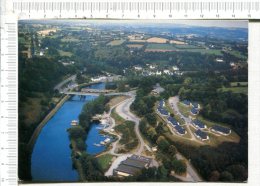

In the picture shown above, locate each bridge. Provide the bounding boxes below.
[63,91,132,97]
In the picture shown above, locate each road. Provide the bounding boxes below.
[54,74,76,92]
[115,95,148,155]
[175,153,202,182]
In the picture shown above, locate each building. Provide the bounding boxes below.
[191,102,200,109]
[157,107,169,116]
[167,116,179,126]
[211,125,231,135]
[174,125,186,135]
[182,100,191,106]
[114,155,152,177]
[152,84,165,95]
[190,107,199,115]
[192,119,207,129]
[194,129,209,141]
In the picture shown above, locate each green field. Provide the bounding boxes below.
[174,44,203,49]
[146,43,178,51]
[226,50,247,60]
[58,50,73,57]
[145,43,222,55]
[107,39,125,46]
[220,87,248,94]
[230,82,248,87]
[96,154,115,172]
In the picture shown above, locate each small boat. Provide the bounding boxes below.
[94,143,101,147]
[100,141,105,145]
[71,120,78,126]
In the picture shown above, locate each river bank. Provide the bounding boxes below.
[27,94,71,152]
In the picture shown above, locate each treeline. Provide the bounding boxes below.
[67,95,110,180]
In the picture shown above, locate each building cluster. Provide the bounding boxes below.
[182,100,200,115]
[113,155,152,177]
[157,100,187,136]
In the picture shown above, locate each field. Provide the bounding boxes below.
[145,43,178,52]
[95,154,115,172]
[145,43,222,55]
[146,37,168,43]
[126,44,144,49]
[58,50,73,57]
[170,40,187,45]
[220,87,248,94]
[225,50,247,60]
[230,82,248,87]
[107,39,125,46]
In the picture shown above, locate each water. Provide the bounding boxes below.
[31,83,108,181]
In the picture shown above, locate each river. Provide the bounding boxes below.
[31,82,108,181]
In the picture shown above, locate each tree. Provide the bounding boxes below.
[68,126,86,139]
[171,159,187,175]
[147,127,157,142]
[156,136,170,151]
[219,171,234,181]
[168,145,177,156]
[208,170,220,181]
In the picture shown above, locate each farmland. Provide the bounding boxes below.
[107,39,125,46]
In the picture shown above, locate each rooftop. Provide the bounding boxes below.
[212,125,231,134]
[182,100,191,105]
[174,125,186,135]
[195,129,208,140]
[167,116,179,126]
[114,164,141,175]
[158,106,169,116]
[193,119,206,129]
[191,107,199,115]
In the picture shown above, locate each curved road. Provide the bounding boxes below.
[115,95,148,155]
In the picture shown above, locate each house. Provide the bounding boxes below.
[194,129,209,141]
[190,107,199,115]
[152,84,165,95]
[167,116,179,126]
[157,107,169,116]
[114,155,152,177]
[156,71,162,75]
[159,100,165,107]
[172,66,179,71]
[134,66,143,71]
[191,102,200,109]
[192,119,206,129]
[211,125,231,135]
[174,125,186,135]
[182,100,191,106]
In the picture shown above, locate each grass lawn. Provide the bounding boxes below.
[58,50,73,57]
[174,44,203,49]
[107,39,125,46]
[177,102,191,118]
[111,108,125,125]
[219,87,248,94]
[226,50,247,60]
[96,154,115,172]
[146,43,178,51]
[230,82,248,87]
[107,96,129,108]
